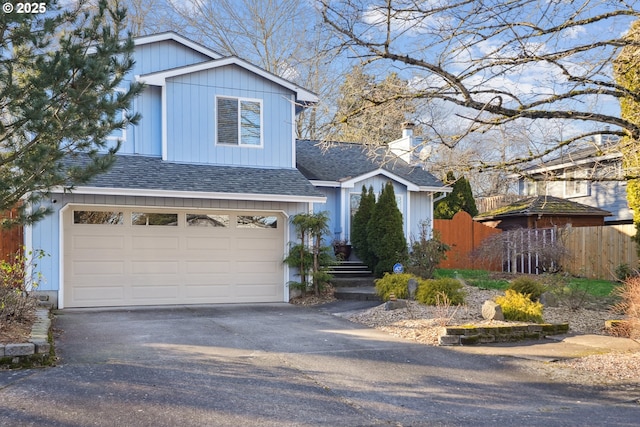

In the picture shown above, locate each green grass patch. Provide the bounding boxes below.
[565,277,617,298]
[434,269,508,290]
[435,268,617,298]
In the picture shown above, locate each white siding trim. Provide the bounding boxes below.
[58,204,70,309]
[60,186,326,204]
[161,85,168,161]
[134,33,221,60]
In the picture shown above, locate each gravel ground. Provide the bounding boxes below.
[346,284,640,387]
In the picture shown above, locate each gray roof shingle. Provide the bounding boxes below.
[65,154,325,199]
[296,140,445,188]
[475,195,612,219]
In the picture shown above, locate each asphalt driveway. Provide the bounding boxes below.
[0,303,637,426]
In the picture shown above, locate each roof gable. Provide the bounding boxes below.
[137,56,318,104]
[296,140,447,191]
[133,32,222,60]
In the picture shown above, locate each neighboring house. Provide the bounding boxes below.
[26,33,447,309]
[475,195,612,230]
[296,125,449,247]
[516,135,632,224]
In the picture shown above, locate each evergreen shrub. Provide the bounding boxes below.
[374,273,415,301]
[415,278,466,305]
[495,290,544,323]
[508,277,546,301]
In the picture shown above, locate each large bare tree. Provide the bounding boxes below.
[320,0,640,171]
[168,0,344,139]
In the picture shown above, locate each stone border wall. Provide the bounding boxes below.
[438,323,569,346]
[0,307,53,367]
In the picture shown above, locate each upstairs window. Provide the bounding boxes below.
[564,169,590,198]
[216,96,262,147]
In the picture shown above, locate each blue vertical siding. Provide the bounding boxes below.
[164,65,295,168]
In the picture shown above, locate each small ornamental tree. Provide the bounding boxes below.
[367,181,408,277]
[351,185,376,269]
[284,212,332,296]
[434,172,478,219]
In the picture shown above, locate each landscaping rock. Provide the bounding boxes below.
[482,300,504,321]
[408,278,418,300]
[385,299,408,311]
[540,291,558,307]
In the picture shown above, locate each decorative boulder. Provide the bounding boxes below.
[539,291,558,307]
[385,299,408,311]
[482,300,504,321]
[408,278,418,300]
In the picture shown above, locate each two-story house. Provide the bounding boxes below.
[516,134,633,225]
[27,33,447,308]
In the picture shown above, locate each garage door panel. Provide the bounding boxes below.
[186,261,229,274]
[73,235,125,250]
[185,284,232,298]
[186,237,231,250]
[72,261,125,275]
[236,236,280,251]
[236,260,279,274]
[132,236,180,250]
[65,207,285,308]
[72,285,125,302]
[131,261,179,275]
[131,285,179,300]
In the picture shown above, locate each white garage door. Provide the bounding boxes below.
[63,206,285,308]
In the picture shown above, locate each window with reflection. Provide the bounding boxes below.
[236,215,277,229]
[74,211,124,225]
[186,214,229,227]
[132,213,178,226]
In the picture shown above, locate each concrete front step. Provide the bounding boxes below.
[330,276,375,288]
[333,287,381,302]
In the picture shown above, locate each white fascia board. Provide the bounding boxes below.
[340,169,420,191]
[134,32,222,59]
[419,186,452,193]
[309,180,341,188]
[136,57,318,103]
[518,152,622,176]
[63,186,326,204]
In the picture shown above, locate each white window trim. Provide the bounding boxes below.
[215,95,264,148]
[106,88,128,143]
[564,170,590,198]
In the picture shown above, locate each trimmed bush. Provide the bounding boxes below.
[495,290,544,323]
[367,182,408,277]
[415,278,466,306]
[508,276,546,301]
[374,273,415,301]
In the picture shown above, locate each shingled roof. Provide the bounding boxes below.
[63,154,325,200]
[475,195,612,220]
[296,139,445,189]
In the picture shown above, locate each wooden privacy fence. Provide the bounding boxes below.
[434,211,639,280]
[562,224,638,280]
[0,208,23,260]
[433,211,501,270]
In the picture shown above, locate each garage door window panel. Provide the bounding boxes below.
[237,215,278,229]
[73,210,124,225]
[187,214,229,227]
[132,213,178,226]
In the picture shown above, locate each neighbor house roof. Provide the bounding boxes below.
[521,141,621,175]
[475,195,612,220]
[296,140,447,191]
[61,154,325,203]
